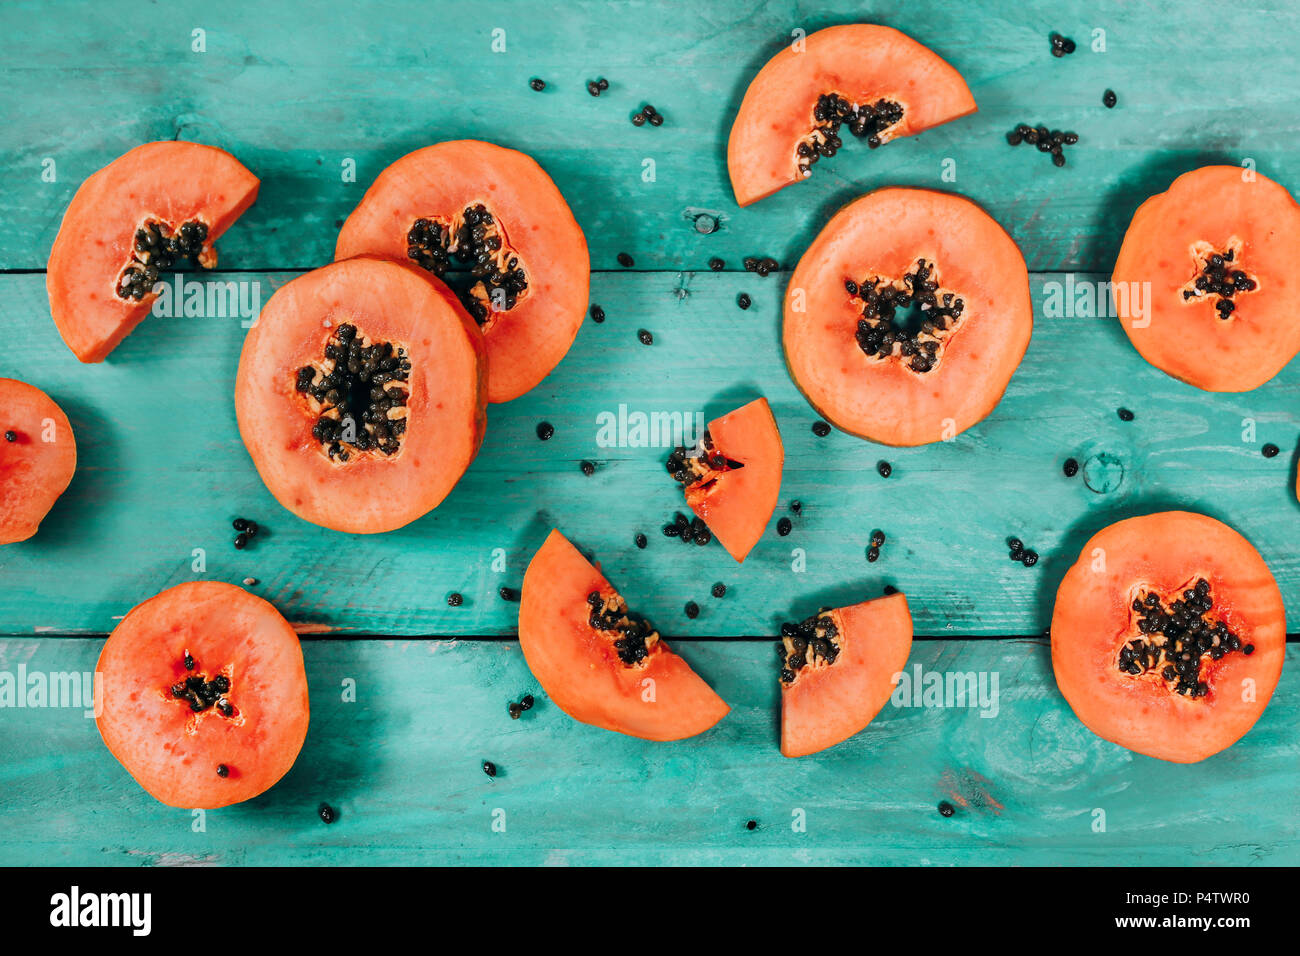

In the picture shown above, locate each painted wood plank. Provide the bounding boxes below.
[4,0,1300,272]
[3,271,1300,637]
[1,637,1295,866]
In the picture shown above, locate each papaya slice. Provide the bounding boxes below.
[519,529,729,741]
[780,592,912,758]
[784,188,1031,445]
[96,581,309,809]
[728,24,977,206]
[234,256,487,534]
[335,140,589,403]
[1112,165,1300,391]
[47,142,259,362]
[1051,511,1285,763]
[666,398,783,562]
[0,379,77,544]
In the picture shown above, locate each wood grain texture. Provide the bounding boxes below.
[1,638,1295,866]
[3,271,1300,636]
[4,0,1300,273]
[5,0,1300,868]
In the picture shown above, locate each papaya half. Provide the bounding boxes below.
[1113,165,1300,391]
[519,529,729,741]
[0,379,77,544]
[235,256,487,534]
[728,24,976,206]
[96,581,309,809]
[784,188,1031,445]
[336,140,589,403]
[1051,511,1285,763]
[47,142,259,362]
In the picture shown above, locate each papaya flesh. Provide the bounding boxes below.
[728,24,976,206]
[784,188,1031,445]
[1051,511,1285,763]
[0,379,77,544]
[672,397,783,563]
[96,581,309,809]
[519,529,729,741]
[46,142,259,362]
[1112,165,1300,392]
[336,140,590,403]
[780,593,913,758]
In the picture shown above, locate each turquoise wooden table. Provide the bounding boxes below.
[2,0,1299,866]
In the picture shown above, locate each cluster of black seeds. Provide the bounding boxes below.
[1049,32,1076,56]
[407,204,528,324]
[587,591,660,666]
[632,104,663,127]
[867,529,886,562]
[1182,248,1257,319]
[587,77,609,96]
[777,612,840,683]
[117,219,209,300]
[1006,124,1078,167]
[507,693,535,719]
[169,654,234,716]
[232,516,260,550]
[666,431,743,486]
[743,257,780,277]
[663,510,712,547]
[797,93,904,178]
[852,259,964,373]
[1121,579,1253,697]
[296,323,410,460]
[1007,536,1038,567]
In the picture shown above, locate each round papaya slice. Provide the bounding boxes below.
[779,592,913,758]
[0,379,77,544]
[665,397,783,563]
[1112,165,1300,391]
[335,140,589,403]
[235,256,486,534]
[519,529,729,741]
[1051,512,1285,763]
[47,141,259,362]
[728,24,977,206]
[96,581,309,809]
[784,188,1031,445]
